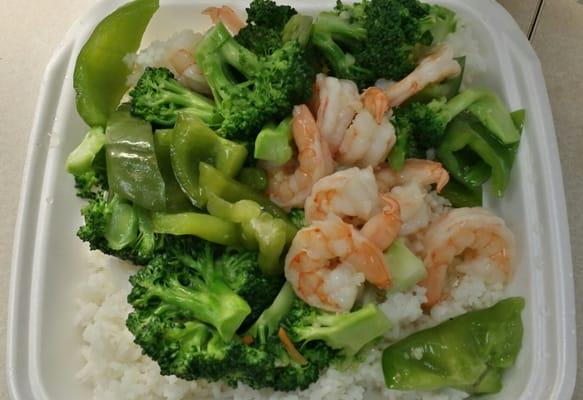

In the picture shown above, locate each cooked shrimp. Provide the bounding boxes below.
[305,167,380,224]
[384,45,461,108]
[263,105,334,209]
[389,184,432,236]
[336,110,396,168]
[362,87,390,124]
[419,207,516,308]
[361,194,402,251]
[312,74,362,153]
[285,217,390,312]
[202,6,245,34]
[374,159,449,193]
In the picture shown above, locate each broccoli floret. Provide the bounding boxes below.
[129,67,222,128]
[235,0,297,56]
[196,21,314,140]
[389,89,486,169]
[288,209,307,229]
[283,298,391,357]
[128,244,251,340]
[312,0,457,87]
[216,248,284,329]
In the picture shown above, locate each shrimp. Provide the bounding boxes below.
[361,87,390,124]
[336,109,396,168]
[202,6,245,34]
[285,217,390,312]
[375,160,449,235]
[374,159,449,193]
[305,168,402,251]
[419,207,516,308]
[384,45,462,108]
[312,74,362,153]
[263,105,334,209]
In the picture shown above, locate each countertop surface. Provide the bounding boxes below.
[0,0,581,398]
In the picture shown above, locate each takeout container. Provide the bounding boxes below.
[7,0,576,399]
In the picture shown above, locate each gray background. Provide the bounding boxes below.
[0,0,581,398]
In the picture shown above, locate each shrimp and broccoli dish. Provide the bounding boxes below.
[68,0,526,397]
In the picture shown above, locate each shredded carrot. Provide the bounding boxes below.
[241,335,254,345]
[278,327,307,366]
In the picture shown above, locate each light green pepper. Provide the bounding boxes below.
[153,129,193,212]
[382,297,524,394]
[237,167,268,192]
[105,108,166,211]
[170,111,247,208]
[66,127,106,175]
[74,0,159,126]
[151,212,242,246]
[207,194,290,275]
[104,195,138,250]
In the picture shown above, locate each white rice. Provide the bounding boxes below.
[76,247,503,400]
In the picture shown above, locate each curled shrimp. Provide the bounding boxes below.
[375,160,449,235]
[285,217,390,312]
[384,45,461,108]
[312,74,362,153]
[263,105,334,209]
[203,6,245,34]
[419,207,516,308]
[361,87,390,124]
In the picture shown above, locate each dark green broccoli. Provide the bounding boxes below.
[128,244,251,340]
[196,21,314,140]
[235,0,297,56]
[288,209,307,229]
[312,0,457,88]
[129,67,222,128]
[388,89,488,170]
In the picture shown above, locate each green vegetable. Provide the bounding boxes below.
[152,129,192,212]
[408,57,465,103]
[284,298,391,357]
[103,195,138,250]
[170,112,247,207]
[129,67,222,128]
[128,243,251,341]
[382,297,524,394]
[440,179,483,207]
[235,0,297,56]
[105,108,166,211]
[236,167,268,192]
[282,15,314,47]
[246,282,295,343]
[206,194,290,275]
[437,109,525,197]
[467,93,520,144]
[66,127,106,175]
[253,117,293,164]
[312,0,457,88]
[196,21,314,139]
[388,88,518,170]
[150,212,242,247]
[199,162,289,222]
[288,209,307,229]
[384,240,427,294]
[74,0,159,126]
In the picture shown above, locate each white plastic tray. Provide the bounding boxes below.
[7,0,576,399]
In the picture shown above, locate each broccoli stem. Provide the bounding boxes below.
[440,88,487,123]
[157,79,217,121]
[283,15,314,47]
[295,304,391,356]
[246,282,295,344]
[219,39,261,78]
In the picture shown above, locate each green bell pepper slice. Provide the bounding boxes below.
[66,127,106,175]
[105,108,166,210]
[237,167,269,192]
[382,297,524,394]
[467,93,520,145]
[440,179,483,207]
[154,129,193,212]
[151,212,242,246]
[207,194,290,275]
[74,0,159,126]
[437,109,525,197]
[170,111,247,208]
[104,195,139,250]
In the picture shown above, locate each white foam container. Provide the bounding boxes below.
[6,0,577,399]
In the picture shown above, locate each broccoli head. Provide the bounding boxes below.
[312,0,457,88]
[129,67,222,128]
[235,0,297,56]
[196,21,314,140]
